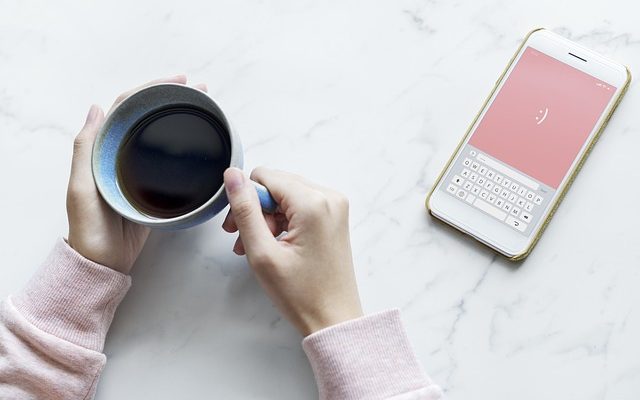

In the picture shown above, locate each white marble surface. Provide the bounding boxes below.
[1,1,639,398]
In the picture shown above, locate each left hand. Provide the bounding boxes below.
[66,75,207,274]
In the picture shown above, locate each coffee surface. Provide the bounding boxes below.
[117,106,231,218]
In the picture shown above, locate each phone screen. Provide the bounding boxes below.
[441,46,617,235]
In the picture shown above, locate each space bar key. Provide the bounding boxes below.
[473,198,507,221]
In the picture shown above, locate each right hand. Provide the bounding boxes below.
[222,167,363,336]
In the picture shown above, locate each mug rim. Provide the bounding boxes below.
[91,83,242,227]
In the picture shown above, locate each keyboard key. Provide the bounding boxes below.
[470,150,477,157]
[456,189,467,200]
[526,191,535,201]
[486,170,495,180]
[534,195,543,205]
[508,193,517,203]
[487,193,497,203]
[484,181,494,191]
[480,190,489,200]
[461,168,471,178]
[520,212,532,223]
[471,186,481,195]
[465,194,476,204]
[503,178,512,188]
[500,189,509,198]
[524,202,534,212]
[452,175,464,185]
[503,202,512,212]
[463,181,473,191]
[506,216,527,232]
[510,207,520,217]
[517,187,527,197]
[516,198,526,208]
[474,198,507,221]
[471,162,480,171]
[447,184,457,194]
[494,175,503,184]
[463,158,472,167]
[495,198,505,208]
[477,177,486,186]
[492,186,501,195]
[478,166,488,175]
[510,183,519,192]
[470,173,478,182]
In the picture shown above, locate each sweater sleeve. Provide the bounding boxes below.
[0,239,131,400]
[302,310,443,400]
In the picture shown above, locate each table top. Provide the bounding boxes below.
[1,1,638,399]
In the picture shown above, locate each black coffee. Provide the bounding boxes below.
[117,106,231,218]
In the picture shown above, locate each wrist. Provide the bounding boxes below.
[303,305,364,337]
[66,234,131,275]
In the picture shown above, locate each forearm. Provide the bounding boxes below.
[0,239,130,399]
[303,310,443,400]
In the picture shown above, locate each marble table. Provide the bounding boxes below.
[1,1,638,399]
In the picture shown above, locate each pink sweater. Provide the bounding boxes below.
[0,240,442,399]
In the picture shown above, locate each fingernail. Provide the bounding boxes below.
[85,104,98,125]
[224,168,245,193]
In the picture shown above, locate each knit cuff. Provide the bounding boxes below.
[302,309,438,400]
[11,238,131,352]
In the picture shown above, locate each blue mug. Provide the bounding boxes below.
[92,83,277,230]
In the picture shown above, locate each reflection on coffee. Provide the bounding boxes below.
[117,106,231,218]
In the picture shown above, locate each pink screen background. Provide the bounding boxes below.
[469,47,615,188]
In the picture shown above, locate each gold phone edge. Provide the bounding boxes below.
[424,27,632,261]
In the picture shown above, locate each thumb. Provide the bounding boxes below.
[224,168,277,260]
[69,104,104,188]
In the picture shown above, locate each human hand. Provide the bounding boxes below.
[66,75,208,274]
[222,167,363,336]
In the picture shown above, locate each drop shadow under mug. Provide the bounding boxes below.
[92,83,276,230]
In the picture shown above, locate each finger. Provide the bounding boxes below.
[193,83,208,92]
[110,74,188,110]
[233,237,245,255]
[224,210,283,235]
[226,212,283,258]
[264,213,284,237]
[249,167,328,214]
[233,218,283,253]
[69,105,105,190]
[251,167,325,191]
[222,210,238,233]
[224,168,278,260]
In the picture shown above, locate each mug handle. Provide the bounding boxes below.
[253,182,278,214]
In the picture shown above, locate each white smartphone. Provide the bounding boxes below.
[426,28,631,260]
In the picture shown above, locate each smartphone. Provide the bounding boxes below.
[426,28,631,260]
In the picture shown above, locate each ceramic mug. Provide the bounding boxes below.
[92,83,277,230]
